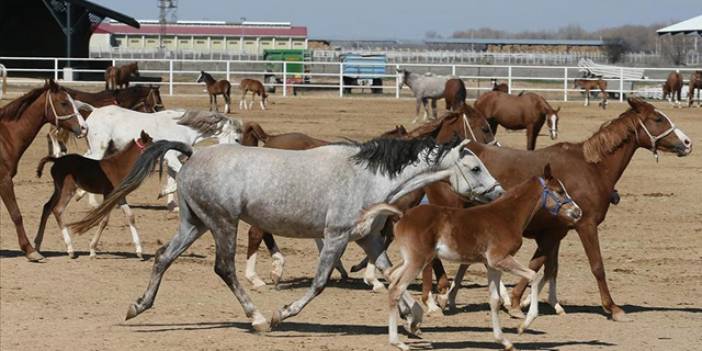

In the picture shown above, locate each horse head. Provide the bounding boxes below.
[539,164,582,224]
[445,140,504,203]
[44,79,87,138]
[627,97,692,158]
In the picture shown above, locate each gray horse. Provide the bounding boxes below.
[69,137,503,332]
[398,69,453,123]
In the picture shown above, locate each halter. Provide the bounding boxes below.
[45,90,81,127]
[538,177,573,216]
[453,151,501,201]
[636,110,678,162]
[134,138,147,153]
[462,114,499,146]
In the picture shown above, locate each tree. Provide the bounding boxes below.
[661,35,687,66]
[603,37,631,63]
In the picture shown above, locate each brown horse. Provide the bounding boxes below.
[196,71,232,113]
[105,63,140,90]
[34,131,154,259]
[443,78,466,112]
[491,78,509,93]
[689,71,702,108]
[574,78,608,109]
[662,70,683,107]
[0,79,87,261]
[430,98,691,322]
[240,79,268,111]
[378,165,581,351]
[475,91,561,150]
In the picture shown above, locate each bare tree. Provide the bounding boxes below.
[661,35,687,66]
[603,37,631,63]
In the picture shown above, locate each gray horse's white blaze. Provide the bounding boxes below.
[125,137,502,331]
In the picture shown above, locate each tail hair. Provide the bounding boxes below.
[353,203,402,238]
[68,140,193,235]
[36,156,56,178]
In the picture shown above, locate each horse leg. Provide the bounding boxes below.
[50,178,78,258]
[239,91,246,110]
[388,255,429,351]
[314,238,349,281]
[421,264,441,315]
[422,98,431,122]
[447,264,468,311]
[485,267,514,351]
[584,89,589,106]
[271,230,349,328]
[488,118,499,137]
[363,261,385,292]
[223,93,231,113]
[495,256,543,335]
[432,258,452,309]
[263,233,286,285]
[119,201,143,260]
[0,175,44,261]
[244,226,268,289]
[412,98,421,123]
[509,243,547,318]
[249,95,255,110]
[526,125,537,150]
[34,179,63,252]
[213,95,219,112]
[208,94,214,112]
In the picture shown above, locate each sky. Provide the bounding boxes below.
[96,0,700,40]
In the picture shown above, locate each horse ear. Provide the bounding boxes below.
[556,106,561,113]
[140,130,152,142]
[48,78,59,92]
[544,163,553,180]
[627,96,651,113]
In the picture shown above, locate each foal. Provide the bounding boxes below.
[34,131,153,259]
[574,79,608,109]
[378,165,581,351]
[662,70,683,108]
[196,71,232,113]
[240,79,268,110]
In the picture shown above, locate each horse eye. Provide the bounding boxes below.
[655,116,664,122]
[471,166,481,173]
[482,126,491,133]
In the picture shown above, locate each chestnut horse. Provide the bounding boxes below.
[689,70,702,108]
[574,78,608,109]
[377,164,581,351]
[429,98,692,322]
[662,70,683,107]
[491,78,509,93]
[0,80,87,261]
[475,91,560,150]
[443,78,466,112]
[240,79,268,111]
[196,71,232,113]
[34,131,154,259]
[105,63,140,90]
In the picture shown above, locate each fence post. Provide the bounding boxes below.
[507,66,512,94]
[112,59,116,67]
[226,61,230,82]
[619,67,624,102]
[282,61,287,97]
[54,58,59,81]
[168,60,173,96]
[451,64,456,76]
[339,62,344,97]
[563,67,568,102]
[395,64,400,99]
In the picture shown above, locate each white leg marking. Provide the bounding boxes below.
[270,252,285,285]
[364,263,386,292]
[245,252,267,289]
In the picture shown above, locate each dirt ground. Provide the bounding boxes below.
[1,94,701,351]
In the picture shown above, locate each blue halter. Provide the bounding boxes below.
[538,177,573,216]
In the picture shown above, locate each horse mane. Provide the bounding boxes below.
[0,85,48,121]
[176,110,235,136]
[582,111,638,163]
[349,136,460,178]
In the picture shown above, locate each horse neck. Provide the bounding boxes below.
[593,134,639,190]
[489,177,543,233]
[382,147,449,203]
[0,95,50,168]
[203,74,216,85]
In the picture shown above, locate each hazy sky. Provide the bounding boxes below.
[96,1,699,39]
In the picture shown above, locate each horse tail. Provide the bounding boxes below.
[353,203,402,238]
[246,121,269,143]
[67,140,193,235]
[36,156,56,178]
[226,81,232,99]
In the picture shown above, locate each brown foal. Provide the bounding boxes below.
[574,78,608,109]
[689,71,702,108]
[662,70,683,107]
[376,165,581,350]
[105,63,140,90]
[239,78,268,111]
[443,78,466,112]
[34,131,154,259]
[197,71,232,113]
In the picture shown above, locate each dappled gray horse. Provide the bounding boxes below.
[398,69,452,123]
[69,137,503,332]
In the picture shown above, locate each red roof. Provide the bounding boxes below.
[95,23,307,37]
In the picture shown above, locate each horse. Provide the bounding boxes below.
[368,164,581,351]
[68,136,504,332]
[443,78,466,112]
[397,69,452,123]
[82,106,242,210]
[0,79,87,262]
[34,131,154,259]
[662,70,683,108]
[430,98,691,322]
[105,63,139,90]
[0,63,7,99]
[475,91,561,150]
[491,78,509,93]
[574,78,608,109]
[239,79,268,111]
[689,71,702,108]
[196,71,232,113]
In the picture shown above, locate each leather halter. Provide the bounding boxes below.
[462,114,499,146]
[538,177,573,216]
[45,90,80,126]
[636,110,678,162]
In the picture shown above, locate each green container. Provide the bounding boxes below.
[263,49,310,77]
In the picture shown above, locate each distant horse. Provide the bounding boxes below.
[196,71,232,113]
[574,78,607,109]
[443,78,466,112]
[0,63,7,99]
[689,70,702,108]
[490,78,509,93]
[475,91,561,150]
[35,131,154,259]
[105,63,139,90]
[239,79,268,110]
[662,70,683,107]
[0,79,87,262]
[398,69,452,123]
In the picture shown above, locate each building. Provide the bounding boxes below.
[91,20,308,57]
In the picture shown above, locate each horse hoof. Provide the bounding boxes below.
[554,304,566,316]
[611,309,632,322]
[252,316,271,333]
[26,251,46,262]
[507,307,525,319]
[371,282,386,293]
[270,273,282,286]
[270,309,284,329]
[391,341,410,351]
[136,252,145,261]
[68,251,77,259]
[517,323,526,335]
[125,304,140,321]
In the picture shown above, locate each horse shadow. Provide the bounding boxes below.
[0,249,204,261]
[427,339,616,350]
[444,301,702,318]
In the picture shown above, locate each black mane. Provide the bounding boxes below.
[349,136,461,178]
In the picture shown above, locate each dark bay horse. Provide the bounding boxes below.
[105,63,139,90]
[240,79,268,111]
[443,78,466,112]
[0,79,87,261]
[35,131,154,259]
[574,78,608,109]
[689,71,702,108]
[475,91,560,150]
[662,70,683,107]
[196,71,232,113]
[431,98,692,322]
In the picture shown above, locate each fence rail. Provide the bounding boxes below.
[0,56,700,103]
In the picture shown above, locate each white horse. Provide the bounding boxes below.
[398,69,453,123]
[83,105,243,209]
[0,63,7,100]
[69,137,504,333]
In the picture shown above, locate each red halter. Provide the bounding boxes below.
[134,138,147,153]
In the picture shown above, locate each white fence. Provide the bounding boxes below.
[0,56,700,103]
